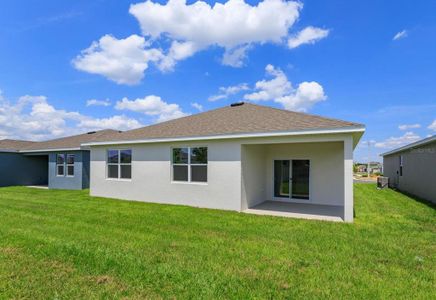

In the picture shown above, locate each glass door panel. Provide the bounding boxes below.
[274,160,290,198]
[291,160,310,200]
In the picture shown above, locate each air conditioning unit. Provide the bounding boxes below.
[377,176,389,189]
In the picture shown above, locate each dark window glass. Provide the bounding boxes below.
[108,150,119,164]
[191,147,208,164]
[67,165,74,176]
[120,150,132,164]
[274,160,290,198]
[291,160,310,200]
[108,165,118,179]
[191,165,207,182]
[57,165,65,176]
[173,148,188,164]
[67,154,75,164]
[57,154,65,164]
[120,165,132,179]
[173,165,188,181]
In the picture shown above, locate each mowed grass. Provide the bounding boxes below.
[0,185,434,299]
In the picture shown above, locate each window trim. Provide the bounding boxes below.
[66,154,75,177]
[56,154,65,177]
[106,149,132,180]
[171,146,208,183]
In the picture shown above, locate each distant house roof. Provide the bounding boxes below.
[17,129,123,152]
[0,139,37,152]
[83,103,365,146]
[381,135,436,157]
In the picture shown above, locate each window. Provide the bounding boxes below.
[399,155,403,176]
[107,149,132,179]
[56,154,65,176]
[66,154,75,176]
[172,147,207,182]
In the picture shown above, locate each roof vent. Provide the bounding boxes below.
[230,102,244,107]
[87,131,97,135]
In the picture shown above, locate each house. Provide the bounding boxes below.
[355,162,382,174]
[381,135,436,203]
[83,103,365,222]
[0,129,120,190]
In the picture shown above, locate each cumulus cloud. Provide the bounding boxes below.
[73,34,163,85]
[0,94,140,141]
[393,30,407,41]
[74,0,329,84]
[115,95,189,122]
[244,64,326,111]
[86,98,111,107]
[288,26,329,49]
[191,102,203,111]
[374,132,421,149]
[208,83,249,101]
[428,120,436,131]
[398,123,420,130]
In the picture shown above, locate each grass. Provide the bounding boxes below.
[0,184,434,299]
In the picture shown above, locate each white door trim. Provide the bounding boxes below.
[272,158,312,203]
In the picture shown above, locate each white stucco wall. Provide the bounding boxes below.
[241,145,267,210]
[90,140,242,211]
[90,133,354,217]
[263,142,345,206]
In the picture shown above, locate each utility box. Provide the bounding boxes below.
[377,176,389,189]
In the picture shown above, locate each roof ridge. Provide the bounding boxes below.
[245,102,363,126]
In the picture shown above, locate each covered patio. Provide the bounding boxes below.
[244,201,344,222]
[240,135,354,222]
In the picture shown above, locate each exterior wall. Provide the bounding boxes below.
[383,141,436,203]
[90,141,242,211]
[48,151,89,190]
[82,151,90,189]
[263,142,345,206]
[0,152,48,187]
[241,145,267,210]
[89,133,354,216]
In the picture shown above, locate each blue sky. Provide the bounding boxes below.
[0,0,435,162]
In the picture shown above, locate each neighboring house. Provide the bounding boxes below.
[355,164,367,173]
[83,103,365,222]
[381,135,436,203]
[0,129,120,190]
[354,162,382,174]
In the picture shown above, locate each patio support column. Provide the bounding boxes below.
[344,136,354,222]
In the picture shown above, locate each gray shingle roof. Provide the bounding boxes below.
[20,129,122,151]
[98,103,364,143]
[0,139,37,151]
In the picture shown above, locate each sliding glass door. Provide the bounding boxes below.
[274,159,310,200]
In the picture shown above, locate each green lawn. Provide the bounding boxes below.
[0,185,434,299]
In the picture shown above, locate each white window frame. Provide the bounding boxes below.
[56,154,65,177]
[66,154,75,177]
[172,147,208,184]
[106,149,132,180]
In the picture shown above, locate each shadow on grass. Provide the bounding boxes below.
[392,188,436,210]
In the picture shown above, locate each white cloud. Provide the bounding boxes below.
[191,102,203,111]
[115,95,189,122]
[398,123,421,130]
[86,98,111,107]
[288,26,329,49]
[428,120,436,131]
[393,30,407,41]
[73,34,163,85]
[77,115,141,131]
[74,0,330,84]
[0,94,140,141]
[374,132,421,149]
[130,0,301,48]
[244,64,326,112]
[208,83,249,101]
[221,45,251,67]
